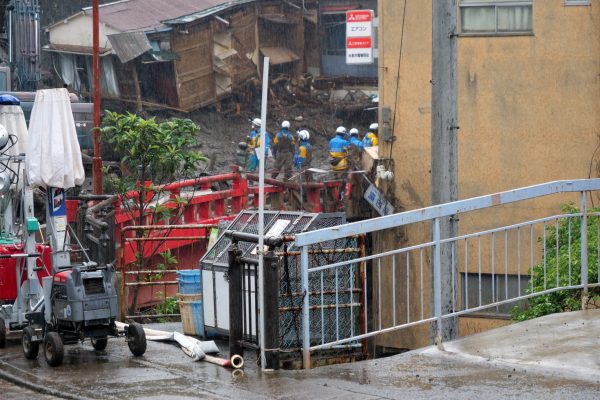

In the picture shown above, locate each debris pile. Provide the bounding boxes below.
[192,74,378,174]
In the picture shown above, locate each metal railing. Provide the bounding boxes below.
[295,179,600,368]
[118,224,216,317]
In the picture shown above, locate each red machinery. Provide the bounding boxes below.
[0,243,52,303]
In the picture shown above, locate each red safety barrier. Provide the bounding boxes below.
[113,166,351,311]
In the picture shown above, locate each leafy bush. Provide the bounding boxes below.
[100,112,207,314]
[154,296,180,316]
[511,204,600,321]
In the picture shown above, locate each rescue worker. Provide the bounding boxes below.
[294,129,313,181]
[347,128,364,169]
[271,120,295,179]
[363,122,379,147]
[247,117,270,172]
[235,141,249,170]
[329,126,350,176]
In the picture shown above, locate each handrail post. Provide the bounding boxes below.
[301,245,311,369]
[228,241,244,359]
[263,250,280,370]
[119,231,127,320]
[580,191,588,309]
[433,217,443,347]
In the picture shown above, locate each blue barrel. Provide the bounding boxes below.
[180,299,204,337]
[177,269,201,294]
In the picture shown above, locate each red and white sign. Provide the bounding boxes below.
[346,10,374,65]
[347,37,372,49]
[346,10,373,38]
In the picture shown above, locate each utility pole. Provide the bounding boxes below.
[431,0,458,342]
[92,0,102,194]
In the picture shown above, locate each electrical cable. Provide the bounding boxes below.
[587,137,600,208]
[388,0,408,164]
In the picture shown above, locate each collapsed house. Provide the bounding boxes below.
[43,0,378,112]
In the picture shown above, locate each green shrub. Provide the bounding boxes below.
[511,204,600,321]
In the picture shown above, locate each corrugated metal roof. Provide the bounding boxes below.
[107,32,152,63]
[162,0,256,25]
[82,0,247,33]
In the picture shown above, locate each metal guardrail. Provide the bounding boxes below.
[296,179,600,368]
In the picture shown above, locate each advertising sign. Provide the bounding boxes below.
[346,10,374,65]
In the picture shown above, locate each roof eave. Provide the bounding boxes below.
[161,0,256,26]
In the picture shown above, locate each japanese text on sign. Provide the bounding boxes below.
[364,184,394,216]
[346,9,374,65]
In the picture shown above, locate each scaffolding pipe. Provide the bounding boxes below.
[121,224,217,232]
[125,237,207,242]
[276,248,361,256]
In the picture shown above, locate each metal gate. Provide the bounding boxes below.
[200,210,364,358]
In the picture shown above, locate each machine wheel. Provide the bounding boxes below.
[22,326,39,359]
[127,323,146,356]
[91,337,108,351]
[44,332,64,367]
[0,318,6,348]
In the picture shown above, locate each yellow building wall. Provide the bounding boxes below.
[375,0,600,349]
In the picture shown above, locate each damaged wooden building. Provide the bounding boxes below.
[44,0,378,112]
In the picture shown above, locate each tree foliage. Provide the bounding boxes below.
[100,112,207,314]
[101,112,205,189]
[511,204,600,321]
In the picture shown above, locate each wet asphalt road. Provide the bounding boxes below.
[0,313,599,400]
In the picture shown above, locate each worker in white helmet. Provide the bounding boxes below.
[363,123,379,147]
[294,129,313,180]
[271,120,295,179]
[347,128,364,169]
[247,117,270,172]
[329,126,350,176]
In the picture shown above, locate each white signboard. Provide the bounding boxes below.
[346,10,374,65]
[346,10,373,38]
[364,184,394,216]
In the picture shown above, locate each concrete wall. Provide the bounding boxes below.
[48,14,119,49]
[376,0,600,349]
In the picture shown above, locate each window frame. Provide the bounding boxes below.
[564,0,590,6]
[459,0,534,37]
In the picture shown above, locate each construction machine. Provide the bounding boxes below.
[0,91,146,367]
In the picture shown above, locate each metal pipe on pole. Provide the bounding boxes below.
[258,56,270,370]
[92,0,103,194]
[431,0,458,343]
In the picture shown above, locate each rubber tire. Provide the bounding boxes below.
[22,326,39,360]
[91,337,108,351]
[0,318,6,348]
[44,332,64,367]
[127,323,146,356]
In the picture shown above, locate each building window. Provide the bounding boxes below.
[459,1,533,35]
[321,13,347,56]
[564,0,590,5]
[460,273,529,314]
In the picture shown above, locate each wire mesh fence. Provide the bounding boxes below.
[278,237,362,350]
